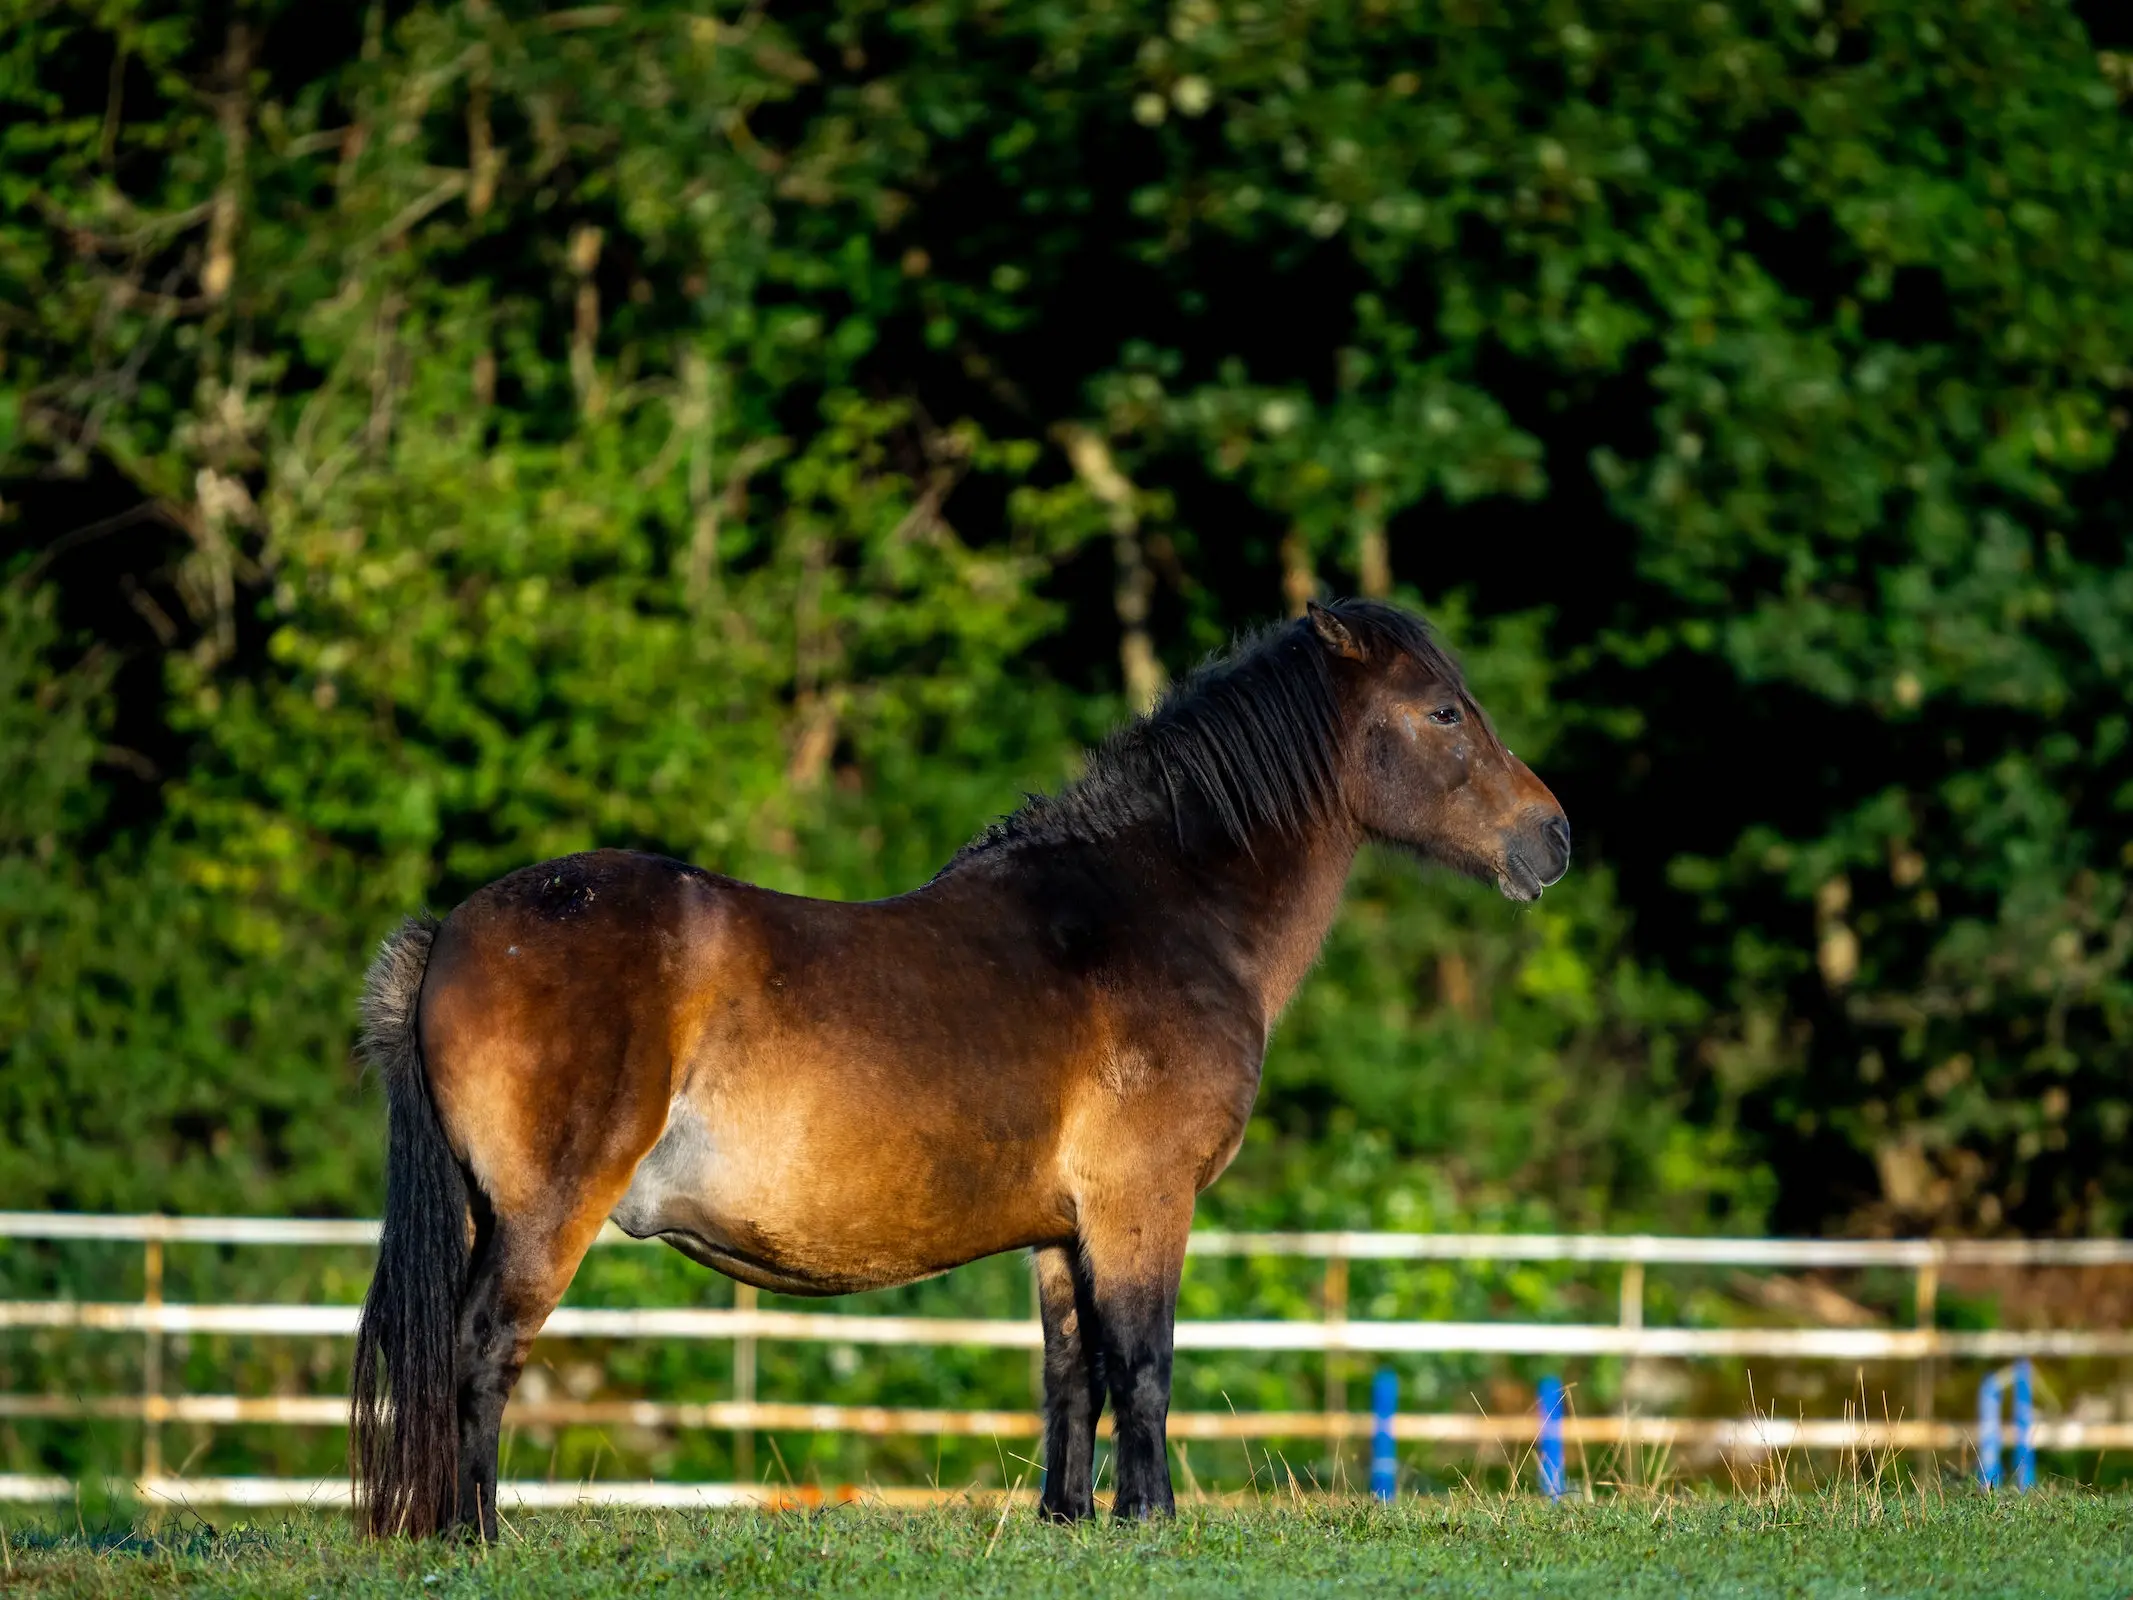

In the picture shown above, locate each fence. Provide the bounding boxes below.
[1,1213,2129,1508]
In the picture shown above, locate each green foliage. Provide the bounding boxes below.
[1,0,2128,1255]
[0,587,371,1211]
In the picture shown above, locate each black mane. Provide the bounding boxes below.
[951,599,1472,865]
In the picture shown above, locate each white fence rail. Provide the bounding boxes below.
[5,1299,2132,1361]
[3,1213,2131,1507]
[6,1393,2133,1448]
[8,1211,2132,1265]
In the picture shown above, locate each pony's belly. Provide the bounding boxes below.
[607,1093,1057,1294]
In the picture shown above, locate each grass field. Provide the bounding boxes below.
[3,1489,2128,1598]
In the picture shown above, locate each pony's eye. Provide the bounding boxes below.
[1428,705,1463,727]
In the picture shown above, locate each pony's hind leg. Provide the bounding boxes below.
[451,1203,512,1540]
[1033,1243,1105,1522]
[428,1054,676,1538]
[450,1196,622,1538]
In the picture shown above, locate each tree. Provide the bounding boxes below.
[3,0,2127,1237]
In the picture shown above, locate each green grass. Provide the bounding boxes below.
[4,1491,2128,1598]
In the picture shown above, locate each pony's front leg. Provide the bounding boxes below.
[1079,1197,1192,1520]
[1033,1243,1105,1522]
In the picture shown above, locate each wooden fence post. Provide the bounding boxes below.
[141,1236,163,1485]
[1322,1253,1349,1488]
[733,1281,757,1483]
[1914,1257,1939,1472]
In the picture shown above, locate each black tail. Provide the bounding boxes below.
[349,913,468,1538]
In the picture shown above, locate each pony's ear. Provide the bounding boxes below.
[1307,601,1365,661]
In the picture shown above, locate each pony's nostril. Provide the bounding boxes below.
[1539,815,1572,882]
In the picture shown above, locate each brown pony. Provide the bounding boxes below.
[350,599,1569,1538]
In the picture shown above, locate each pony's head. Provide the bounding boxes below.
[1310,600,1570,902]
[953,596,1570,901]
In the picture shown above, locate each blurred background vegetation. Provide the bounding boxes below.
[1,0,2131,1490]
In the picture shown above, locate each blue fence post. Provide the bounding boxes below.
[1977,1368,2003,1490]
[1370,1368,1398,1503]
[2012,1359,2035,1491]
[1537,1375,1566,1500]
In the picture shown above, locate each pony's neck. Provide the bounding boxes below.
[1200,812,1364,1031]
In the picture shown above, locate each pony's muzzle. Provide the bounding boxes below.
[1499,811,1571,901]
